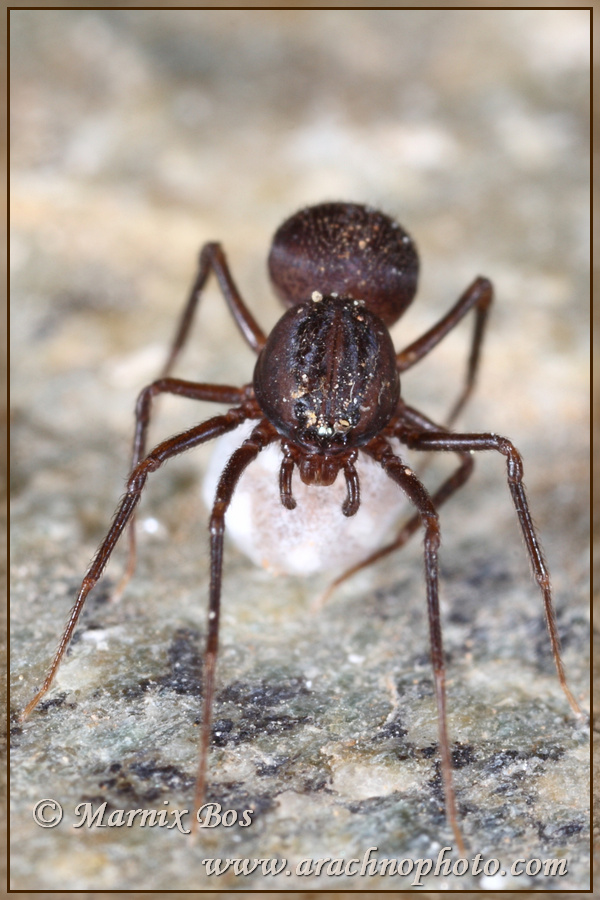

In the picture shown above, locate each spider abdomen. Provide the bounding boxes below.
[268,201,419,326]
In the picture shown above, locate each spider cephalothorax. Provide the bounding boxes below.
[253,292,399,455]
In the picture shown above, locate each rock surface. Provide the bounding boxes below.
[10,8,589,891]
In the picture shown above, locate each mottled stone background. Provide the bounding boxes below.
[10,7,590,891]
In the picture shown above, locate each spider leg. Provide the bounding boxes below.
[403,429,584,718]
[279,443,297,510]
[162,242,267,377]
[193,418,279,824]
[114,379,254,602]
[364,434,465,856]
[396,276,493,426]
[133,381,249,466]
[20,407,250,721]
[319,405,473,605]
[342,451,360,517]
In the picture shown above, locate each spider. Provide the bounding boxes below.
[21,201,582,853]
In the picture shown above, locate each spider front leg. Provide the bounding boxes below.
[162,241,267,377]
[318,405,474,604]
[194,419,279,822]
[364,434,465,855]
[113,379,252,602]
[20,408,250,721]
[396,276,493,426]
[403,429,584,718]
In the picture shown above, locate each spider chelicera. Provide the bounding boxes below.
[21,201,582,852]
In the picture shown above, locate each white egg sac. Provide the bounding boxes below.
[202,421,408,576]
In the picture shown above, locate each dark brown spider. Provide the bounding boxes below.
[21,201,582,852]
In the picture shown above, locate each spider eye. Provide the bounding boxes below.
[317,424,335,437]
